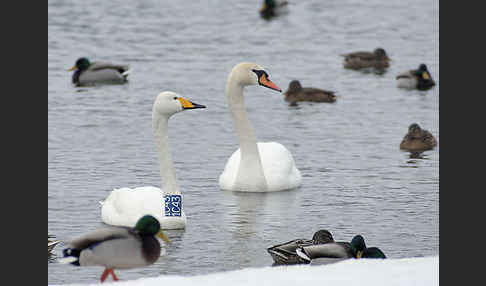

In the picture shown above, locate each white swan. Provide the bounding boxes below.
[219,62,302,192]
[100,91,206,229]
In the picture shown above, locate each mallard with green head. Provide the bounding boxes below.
[342,48,390,71]
[267,230,335,265]
[295,234,386,263]
[284,80,336,106]
[68,57,130,86]
[400,123,437,152]
[396,63,436,90]
[259,0,289,20]
[60,215,171,283]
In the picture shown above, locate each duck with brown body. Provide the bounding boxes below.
[400,123,437,152]
[396,64,436,90]
[342,48,390,72]
[60,215,171,283]
[284,80,336,106]
[267,230,335,265]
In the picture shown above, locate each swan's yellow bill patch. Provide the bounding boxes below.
[259,75,282,92]
[68,66,76,71]
[178,97,195,109]
[157,230,171,245]
[422,72,430,80]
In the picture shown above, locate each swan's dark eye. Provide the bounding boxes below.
[173,97,178,100]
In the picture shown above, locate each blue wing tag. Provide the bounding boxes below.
[164,194,182,216]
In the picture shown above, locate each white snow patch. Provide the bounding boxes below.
[52,256,438,286]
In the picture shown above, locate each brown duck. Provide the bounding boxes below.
[342,48,390,71]
[400,123,437,152]
[284,80,336,106]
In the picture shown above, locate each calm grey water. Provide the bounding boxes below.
[48,0,439,284]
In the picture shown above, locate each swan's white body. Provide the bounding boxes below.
[101,92,205,229]
[219,62,302,192]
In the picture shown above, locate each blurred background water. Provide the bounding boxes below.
[48,0,438,284]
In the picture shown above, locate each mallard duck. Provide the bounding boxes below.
[400,123,437,152]
[295,234,386,263]
[284,80,336,106]
[342,48,390,71]
[267,230,335,265]
[259,0,289,20]
[68,57,130,86]
[396,64,436,90]
[48,234,61,254]
[60,215,171,283]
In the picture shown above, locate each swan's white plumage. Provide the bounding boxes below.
[100,187,187,229]
[220,62,302,192]
[219,142,302,192]
[100,91,204,230]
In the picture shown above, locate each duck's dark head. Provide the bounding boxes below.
[312,229,334,244]
[416,63,433,81]
[408,123,422,137]
[69,57,91,71]
[134,215,171,244]
[374,48,389,60]
[350,235,367,258]
[363,247,386,259]
[288,80,303,93]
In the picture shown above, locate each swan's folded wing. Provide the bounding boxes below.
[68,227,132,250]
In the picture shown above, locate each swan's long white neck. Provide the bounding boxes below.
[226,72,268,191]
[152,114,180,195]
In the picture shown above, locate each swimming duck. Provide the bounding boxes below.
[267,230,335,265]
[48,234,61,254]
[396,64,436,90]
[68,57,130,86]
[259,0,289,20]
[60,215,171,283]
[295,234,386,263]
[342,48,390,71]
[400,123,437,152]
[284,80,336,106]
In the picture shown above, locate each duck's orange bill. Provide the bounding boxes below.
[259,75,282,92]
[68,66,76,71]
[422,72,430,80]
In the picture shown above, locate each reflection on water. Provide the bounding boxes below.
[49,0,438,284]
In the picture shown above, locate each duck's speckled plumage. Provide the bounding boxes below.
[400,123,437,152]
[267,230,335,265]
[284,80,336,106]
[342,48,390,71]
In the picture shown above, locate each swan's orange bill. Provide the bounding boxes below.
[68,66,76,71]
[178,97,206,109]
[259,74,282,92]
[157,230,171,245]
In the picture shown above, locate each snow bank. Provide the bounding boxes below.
[54,256,438,286]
